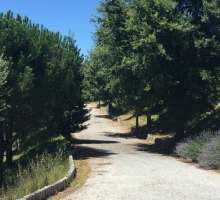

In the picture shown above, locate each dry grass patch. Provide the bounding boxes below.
[48,159,90,200]
[97,162,112,166]
[117,114,146,127]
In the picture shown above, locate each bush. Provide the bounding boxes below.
[174,130,214,161]
[197,134,220,169]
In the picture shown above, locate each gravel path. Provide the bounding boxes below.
[62,104,220,200]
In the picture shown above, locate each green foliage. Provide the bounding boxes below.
[0,147,69,200]
[84,0,220,140]
[0,55,9,122]
[0,10,89,138]
[0,11,89,186]
[82,46,112,102]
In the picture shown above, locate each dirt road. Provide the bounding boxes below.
[62,104,220,200]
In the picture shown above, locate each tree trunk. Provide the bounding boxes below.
[6,129,13,166]
[174,115,185,143]
[147,108,151,128]
[99,100,101,108]
[135,107,139,131]
[109,103,111,113]
[15,138,20,151]
[0,122,4,187]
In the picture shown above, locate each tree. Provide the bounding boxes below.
[82,46,112,105]
[0,55,9,186]
[90,0,220,141]
[130,0,220,141]
[0,11,90,186]
[92,0,159,130]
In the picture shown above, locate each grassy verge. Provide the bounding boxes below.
[116,113,159,128]
[94,102,157,128]
[48,159,90,200]
[47,132,91,200]
[1,133,70,200]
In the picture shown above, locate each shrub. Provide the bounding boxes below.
[197,134,220,169]
[174,130,214,161]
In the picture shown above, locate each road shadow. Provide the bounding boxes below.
[104,131,137,139]
[70,138,117,160]
[94,114,112,119]
[135,142,176,156]
[104,129,150,139]
[71,138,119,144]
[71,145,116,160]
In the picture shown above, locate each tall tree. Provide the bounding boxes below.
[0,11,90,186]
[130,0,220,141]
[0,55,9,186]
[90,0,220,141]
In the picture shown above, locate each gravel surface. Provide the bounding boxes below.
[62,104,220,200]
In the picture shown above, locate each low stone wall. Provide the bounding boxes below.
[19,141,75,200]
[147,134,156,143]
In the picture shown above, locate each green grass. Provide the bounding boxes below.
[116,113,159,128]
[48,156,90,199]
[1,128,70,200]
[1,144,69,200]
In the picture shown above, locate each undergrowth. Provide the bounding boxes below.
[175,129,220,170]
[0,147,69,200]
[197,134,220,169]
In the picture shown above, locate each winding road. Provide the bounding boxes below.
[62,104,220,200]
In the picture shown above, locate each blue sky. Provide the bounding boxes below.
[0,0,100,57]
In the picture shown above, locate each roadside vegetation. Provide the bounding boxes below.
[175,130,220,170]
[48,159,90,200]
[82,0,220,170]
[97,100,220,170]
[82,0,220,144]
[1,0,220,197]
[0,134,69,200]
[0,10,90,193]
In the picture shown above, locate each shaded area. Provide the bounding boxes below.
[10,139,66,167]
[94,114,112,119]
[104,129,154,140]
[3,139,66,187]
[104,131,137,139]
[70,138,117,160]
[135,142,176,155]
[71,138,119,145]
[138,107,220,138]
[71,145,116,160]
[99,103,220,137]
[123,114,135,121]
[141,114,175,136]
[185,107,220,136]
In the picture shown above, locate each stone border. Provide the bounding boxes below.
[18,141,75,200]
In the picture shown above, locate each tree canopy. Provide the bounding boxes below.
[0,11,90,186]
[83,0,220,140]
